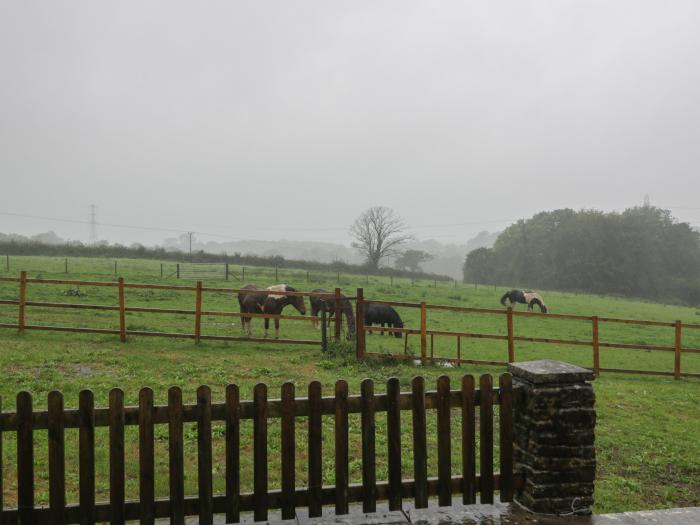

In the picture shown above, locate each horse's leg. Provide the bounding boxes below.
[311,306,319,330]
[380,322,385,336]
[264,317,269,338]
[275,318,280,339]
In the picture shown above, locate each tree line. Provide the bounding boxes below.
[0,237,452,282]
[463,206,700,305]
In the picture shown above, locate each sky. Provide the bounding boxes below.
[1,1,700,247]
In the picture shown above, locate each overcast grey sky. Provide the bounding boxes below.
[1,1,699,246]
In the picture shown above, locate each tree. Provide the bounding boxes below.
[394,249,433,272]
[463,247,496,284]
[349,206,413,270]
[479,206,700,304]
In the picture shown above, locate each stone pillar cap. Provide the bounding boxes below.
[508,360,595,384]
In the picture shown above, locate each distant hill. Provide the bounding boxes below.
[163,232,501,279]
[1,230,502,280]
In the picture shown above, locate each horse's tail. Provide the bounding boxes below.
[500,291,510,307]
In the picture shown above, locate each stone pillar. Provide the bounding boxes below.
[508,360,596,515]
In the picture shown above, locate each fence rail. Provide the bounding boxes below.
[359,299,700,380]
[1,274,700,379]
[0,273,352,347]
[0,375,517,524]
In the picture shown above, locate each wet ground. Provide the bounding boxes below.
[159,502,700,524]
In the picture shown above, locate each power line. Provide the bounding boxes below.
[0,210,519,239]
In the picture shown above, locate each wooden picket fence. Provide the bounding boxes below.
[0,374,517,524]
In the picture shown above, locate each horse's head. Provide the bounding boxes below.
[393,317,404,338]
[285,286,306,315]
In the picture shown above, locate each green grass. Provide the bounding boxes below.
[1,255,700,514]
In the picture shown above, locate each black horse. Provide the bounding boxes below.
[364,304,404,338]
[309,289,356,337]
[500,289,548,313]
[237,284,306,338]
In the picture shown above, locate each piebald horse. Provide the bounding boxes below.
[500,289,548,313]
[238,284,306,338]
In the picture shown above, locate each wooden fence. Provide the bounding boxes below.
[0,273,352,347]
[357,298,700,380]
[0,374,516,524]
[1,274,699,379]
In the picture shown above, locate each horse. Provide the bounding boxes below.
[500,289,548,313]
[309,289,356,337]
[238,284,265,336]
[237,284,306,337]
[364,304,404,338]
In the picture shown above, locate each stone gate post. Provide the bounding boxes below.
[508,360,596,515]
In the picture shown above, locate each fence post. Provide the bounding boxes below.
[275,267,278,281]
[321,309,328,352]
[114,261,117,276]
[160,263,163,279]
[118,278,126,343]
[420,302,427,364]
[675,320,682,380]
[242,267,246,282]
[176,263,180,279]
[507,307,514,363]
[355,288,365,359]
[334,288,342,341]
[18,270,26,335]
[306,271,309,283]
[511,360,596,515]
[390,275,393,287]
[195,280,203,343]
[225,263,229,281]
[592,316,600,376]
[65,258,68,274]
[5,254,8,271]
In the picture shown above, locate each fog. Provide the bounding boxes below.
[1,1,699,247]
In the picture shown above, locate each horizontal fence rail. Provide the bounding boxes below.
[0,273,357,348]
[1,274,699,379]
[360,299,700,380]
[0,375,518,524]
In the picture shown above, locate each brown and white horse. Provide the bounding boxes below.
[237,284,306,338]
[500,289,548,313]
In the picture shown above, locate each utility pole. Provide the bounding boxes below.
[88,204,97,244]
[188,232,193,259]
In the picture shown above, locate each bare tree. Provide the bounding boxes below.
[349,206,413,269]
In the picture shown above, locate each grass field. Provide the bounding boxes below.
[1,255,700,514]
